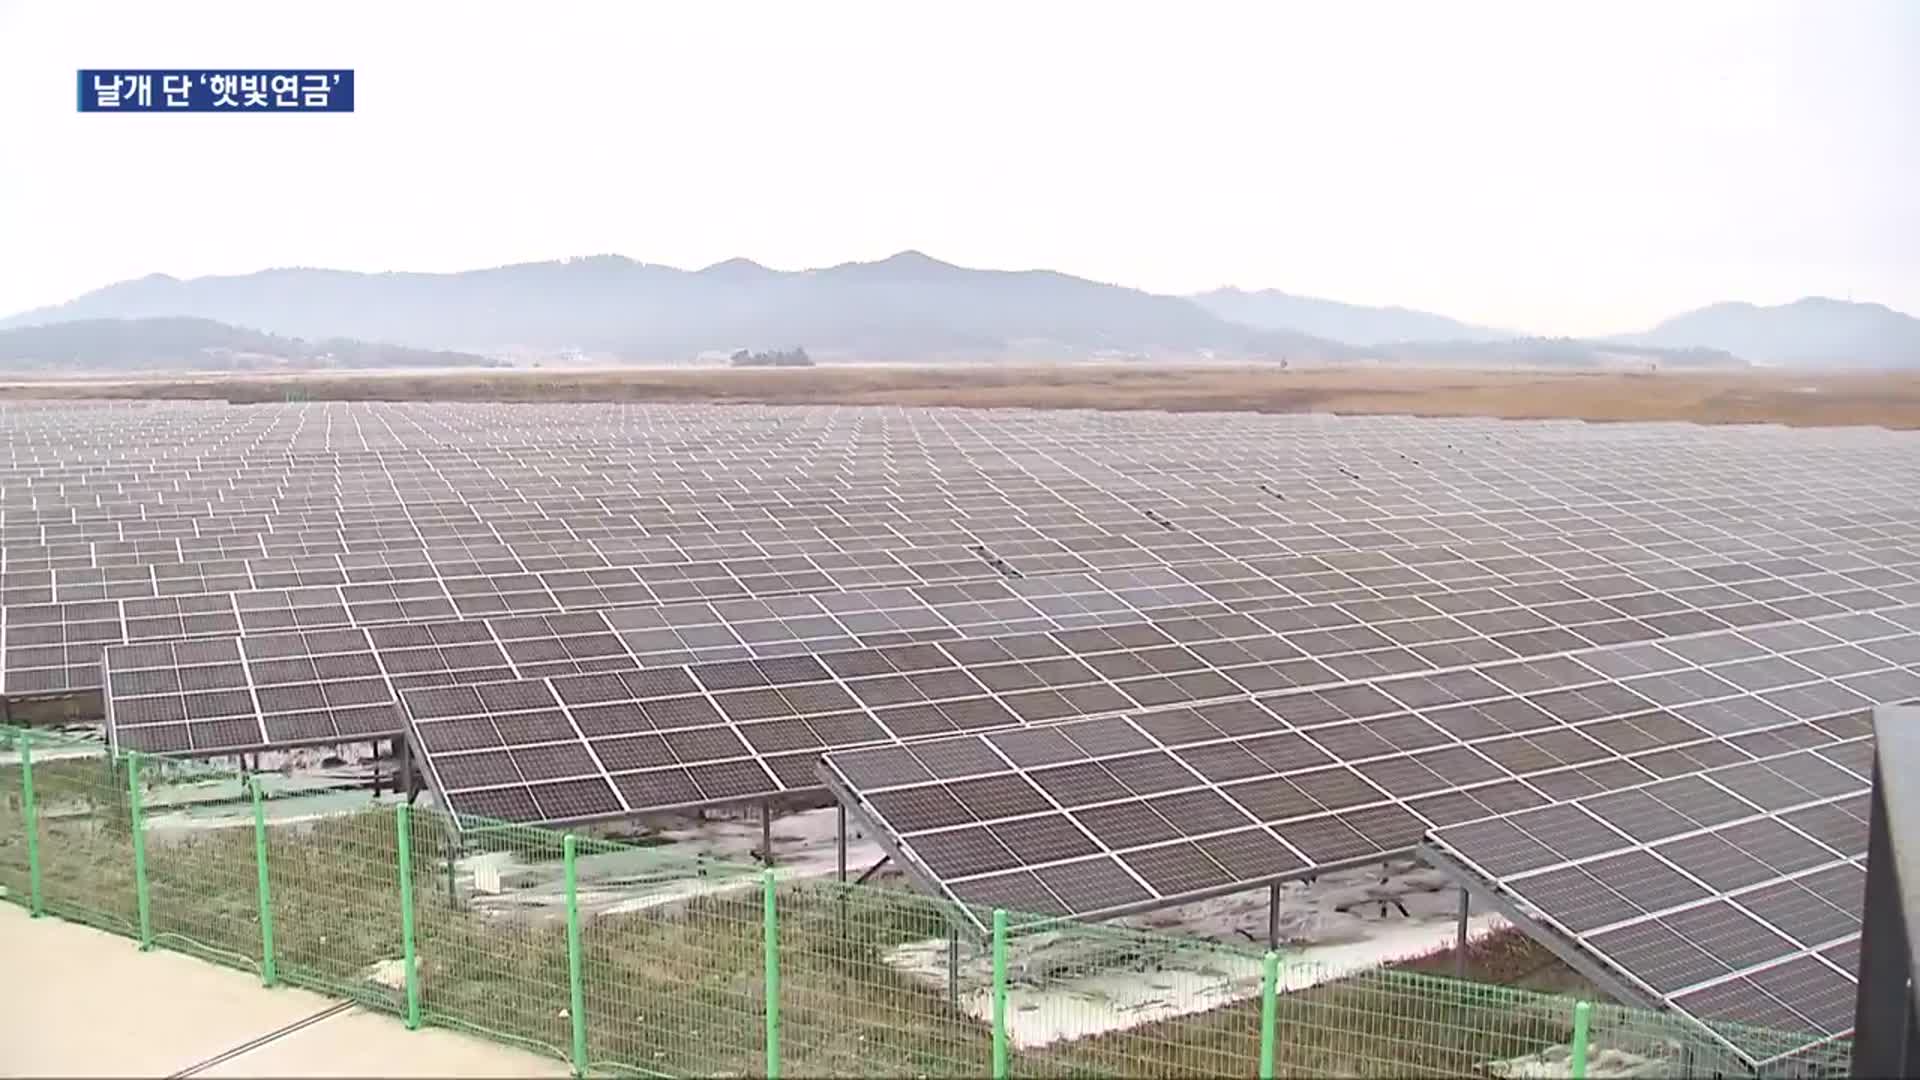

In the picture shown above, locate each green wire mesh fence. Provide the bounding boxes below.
[576,842,767,1075]
[138,749,273,972]
[772,877,991,1077]
[3,726,1853,1079]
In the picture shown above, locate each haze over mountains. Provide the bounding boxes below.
[0,251,1913,371]
[1616,298,1920,370]
[0,317,496,373]
[1189,288,1510,345]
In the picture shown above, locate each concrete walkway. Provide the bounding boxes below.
[0,904,568,1078]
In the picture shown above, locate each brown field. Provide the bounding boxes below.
[4,365,1920,427]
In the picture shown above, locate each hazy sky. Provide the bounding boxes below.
[0,0,1913,335]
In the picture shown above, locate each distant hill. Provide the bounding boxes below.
[1615,297,1920,369]
[0,317,498,372]
[0,252,1359,364]
[1378,337,1744,370]
[10,255,1911,370]
[1191,287,1509,345]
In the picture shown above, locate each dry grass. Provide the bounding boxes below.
[1394,926,1592,995]
[4,364,1919,427]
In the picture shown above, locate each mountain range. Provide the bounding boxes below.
[1,252,1914,370]
[0,317,496,373]
[0,252,1350,365]
[1614,297,1920,369]
[1190,287,1510,345]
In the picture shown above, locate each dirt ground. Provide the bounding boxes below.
[3,364,1919,427]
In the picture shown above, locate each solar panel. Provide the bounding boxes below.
[824,596,1913,928]
[1424,728,1889,1065]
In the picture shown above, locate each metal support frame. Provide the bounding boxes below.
[819,766,1004,940]
[444,828,461,911]
[1417,844,1661,1010]
[1853,705,1920,1078]
[834,802,849,932]
[1266,883,1281,951]
[835,804,847,883]
[1454,888,1470,980]
[398,736,420,803]
[947,931,960,1009]
[854,855,890,885]
[760,799,774,867]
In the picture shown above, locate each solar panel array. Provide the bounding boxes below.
[1,406,1903,722]
[1425,735,1873,1064]
[8,400,1920,1056]
[821,605,1916,922]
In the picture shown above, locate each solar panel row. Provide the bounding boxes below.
[20,480,1911,697]
[1425,733,1877,1064]
[108,548,1919,761]
[822,602,1913,924]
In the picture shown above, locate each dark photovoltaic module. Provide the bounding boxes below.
[1425,730,1882,1065]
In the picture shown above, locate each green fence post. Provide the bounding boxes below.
[992,908,1009,1080]
[250,776,277,987]
[1569,999,1592,1079]
[565,834,587,1077]
[396,804,420,1030]
[1259,950,1279,1080]
[17,733,42,917]
[128,751,152,949]
[763,867,781,1080]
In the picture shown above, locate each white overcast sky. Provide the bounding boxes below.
[0,0,1913,335]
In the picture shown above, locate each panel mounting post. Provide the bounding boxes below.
[1454,888,1470,980]
[397,735,417,802]
[834,802,849,934]
[836,803,847,883]
[947,930,960,1011]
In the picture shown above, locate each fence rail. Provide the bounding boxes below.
[1,726,1847,1078]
